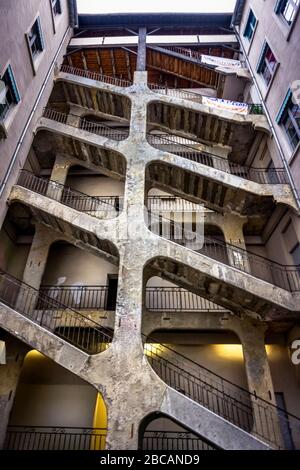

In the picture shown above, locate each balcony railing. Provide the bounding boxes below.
[145,287,228,312]
[39,285,110,310]
[42,108,129,141]
[148,215,300,292]
[148,83,263,115]
[39,285,228,313]
[17,170,123,218]
[60,64,133,88]
[59,63,262,115]
[4,426,106,450]
[144,339,300,449]
[147,133,289,184]
[38,285,228,313]
[0,270,113,354]
[141,430,217,450]
[147,195,203,212]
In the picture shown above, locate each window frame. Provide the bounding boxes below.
[243,9,257,42]
[51,0,62,16]
[275,0,300,26]
[0,64,21,123]
[26,15,45,75]
[256,41,279,89]
[276,89,300,151]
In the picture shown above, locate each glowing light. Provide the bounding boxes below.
[213,344,244,360]
[144,343,164,356]
[25,350,44,361]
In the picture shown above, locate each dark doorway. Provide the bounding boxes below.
[106,275,118,310]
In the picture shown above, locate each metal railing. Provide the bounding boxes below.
[60,64,133,88]
[147,133,289,184]
[60,62,262,115]
[147,195,203,212]
[42,108,129,141]
[148,84,263,115]
[145,287,228,312]
[17,170,123,217]
[39,285,228,313]
[148,215,300,292]
[39,285,110,310]
[141,430,217,450]
[0,270,113,354]
[144,340,300,449]
[4,426,106,450]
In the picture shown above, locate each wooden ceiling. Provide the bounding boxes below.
[64,45,234,90]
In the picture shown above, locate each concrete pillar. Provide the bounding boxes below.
[237,318,283,447]
[0,336,27,449]
[137,27,147,72]
[22,224,54,291]
[222,213,250,273]
[46,154,72,201]
[66,104,83,128]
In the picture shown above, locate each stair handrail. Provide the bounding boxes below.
[0,269,113,340]
[147,131,287,178]
[17,169,123,212]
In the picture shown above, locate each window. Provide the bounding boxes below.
[0,65,20,121]
[244,10,257,40]
[276,90,300,149]
[275,0,299,25]
[52,0,62,16]
[27,17,44,59]
[257,42,278,86]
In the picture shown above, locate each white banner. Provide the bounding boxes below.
[201,54,242,69]
[202,97,249,115]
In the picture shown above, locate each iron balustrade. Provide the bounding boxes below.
[40,285,110,310]
[148,214,300,292]
[0,270,113,354]
[42,108,129,141]
[147,133,289,184]
[147,195,203,212]
[4,426,106,450]
[148,83,263,115]
[143,340,300,449]
[145,286,228,312]
[17,170,122,217]
[60,64,133,88]
[39,285,228,313]
[141,430,217,450]
[148,82,203,102]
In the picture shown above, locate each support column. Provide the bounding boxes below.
[137,27,147,72]
[237,318,283,447]
[0,336,27,449]
[22,224,55,290]
[222,213,250,273]
[46,154,72,201]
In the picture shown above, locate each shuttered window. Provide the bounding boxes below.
[27,16,45,60]
[0,65,20,120]
[275,0,299,25]
[243,10,257,40]
[277,89,300,149]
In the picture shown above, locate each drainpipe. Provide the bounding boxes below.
[233,26,300,210]
[0,26,71,198]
